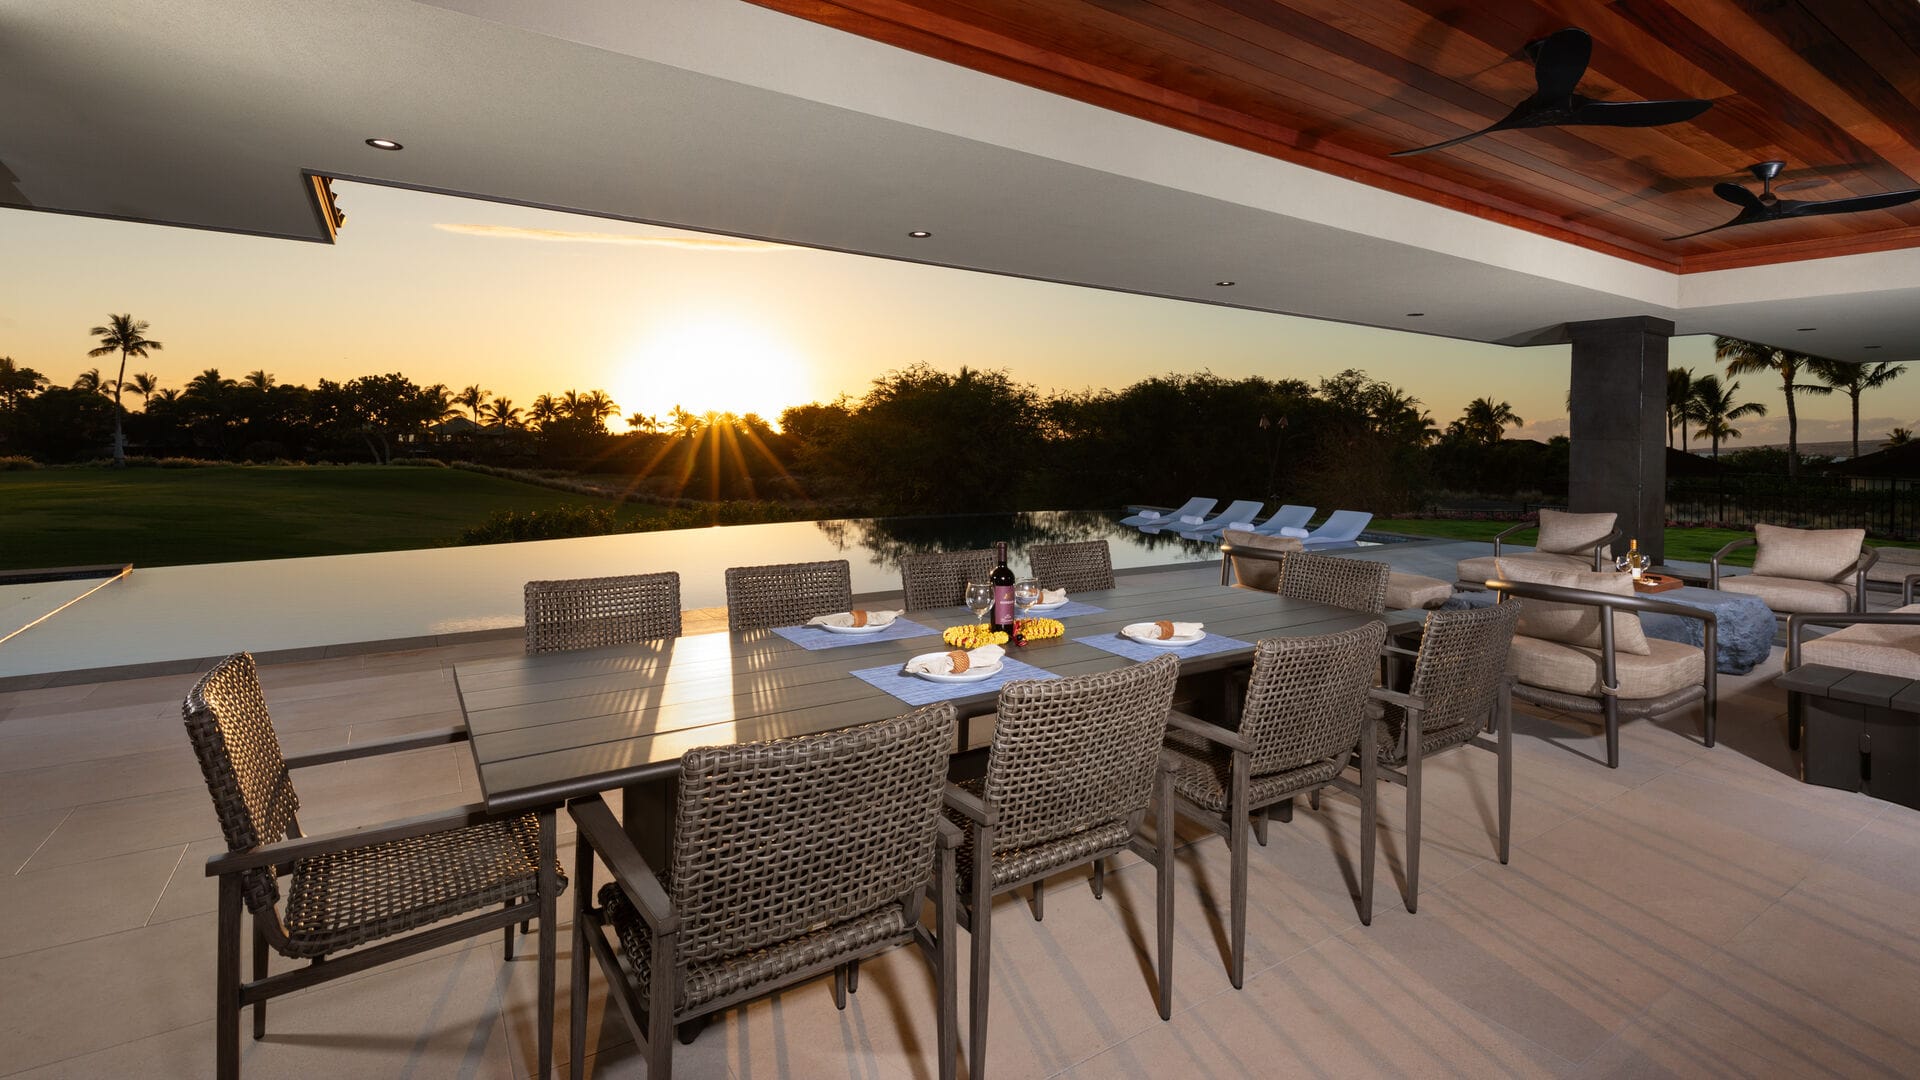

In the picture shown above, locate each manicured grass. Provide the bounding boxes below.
[0,465,665,570]
[1377,518,1920,567]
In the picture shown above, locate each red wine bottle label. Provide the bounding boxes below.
[993,588,1015,625]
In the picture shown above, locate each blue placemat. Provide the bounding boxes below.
[1027,601,1105,619]
[771,618,938,651]
[1076,631,1254,663]
[850,657,1061,705]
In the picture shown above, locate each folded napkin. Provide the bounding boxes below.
[1124,620,1203,641]
[1179,514,1206,525]
[1040,587,1068,605]
[1278,526,1310,539]
[905,644,1004,676]
[808,609,901,629]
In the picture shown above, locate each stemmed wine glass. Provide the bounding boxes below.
[964,582,994,626]
[1013,577,1041,620]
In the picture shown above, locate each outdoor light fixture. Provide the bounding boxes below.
[1797,327,1818,332]
[365,138,403,150]
[1215,281,1235,287]
[1405,312,1425,317]
[907,230,931,238]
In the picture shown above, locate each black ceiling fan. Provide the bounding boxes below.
[1393,27,1711,157]
[1664,161,1920,241]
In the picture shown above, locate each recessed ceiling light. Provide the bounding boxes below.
[1406,312,1426,317]
[1215,280,1235,287]
[1796,327,1818,332]
[906,230,931,238]
[365,138,403,151]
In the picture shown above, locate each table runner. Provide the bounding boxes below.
[1075,630,1254,664]
[849,657,1060,705]
[771,618,939,651]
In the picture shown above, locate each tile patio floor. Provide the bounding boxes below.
[3,565,1918,1078]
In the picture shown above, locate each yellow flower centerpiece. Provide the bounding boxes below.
[943,618,1064,649]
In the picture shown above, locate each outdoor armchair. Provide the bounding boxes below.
[184,653,563,1080]
[1456,508,1619,586]
[947,655,1180,1079]
[1159,622,1388,987]
[1488,566,1717,769]
[1277,550,1391,613]
[1026,539,1115,593]
[1218,530,1304,592]
[569,703,959,1080]
[1711,524,1876,615]
[1371,602,1519,913]
[724,558,853,631]
[900,548,996,611]
[524,571,681,652]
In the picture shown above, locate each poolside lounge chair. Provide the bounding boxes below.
[1299,510,1373,549]
[1119,497,1216,529]
[1247,504,1316,537]
[1155,499,1264,537]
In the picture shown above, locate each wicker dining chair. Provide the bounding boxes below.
[184,653,563,1080]
[1026,540,1115,593]
[1277,551,1391,613]
[1371,602,1519,914]
[900,549,996,611]
[1158,622,1387,987]
[524,571,682,653]
[946,654,1180,1079]
[570,703,960,1080]
[723,559,853,631]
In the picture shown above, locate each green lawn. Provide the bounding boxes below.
[0,466,664,570]
[1376,518,1920,566]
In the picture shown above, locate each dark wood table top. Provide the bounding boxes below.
[455,579,1390,812]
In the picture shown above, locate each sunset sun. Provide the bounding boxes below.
[616,317,811,430]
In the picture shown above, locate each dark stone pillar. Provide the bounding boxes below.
[1567,316,1673,565]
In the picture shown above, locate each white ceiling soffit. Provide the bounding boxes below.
[2,0,1915,361]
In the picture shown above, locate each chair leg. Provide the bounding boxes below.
[537,807,557,1080]
[1405,731,1424,915]
[1251,808,1269,847]
[569,838,593,1080]
[1787,693,1802,751]
[1154,764,1175,1020]
[1228,751,1250,990]
[1028,879,1044,922]
[847,958,860,994]
[503,902,516,961]
[648,932,677,1080]
[1274,797,1293,824]
[217,875,242,1080]
[251,916,268,1039]
[1604,697,1621,769]
[833,965,848,1010]
[1496,687,1513,866]
[1308,789,1321,812]
[1090,858,1104,900]
[968,825,995,1080]
[938,836,958,1080]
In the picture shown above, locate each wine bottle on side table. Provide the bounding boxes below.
[990,541,1016,634]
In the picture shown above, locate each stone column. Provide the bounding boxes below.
[1567,316,1673,565]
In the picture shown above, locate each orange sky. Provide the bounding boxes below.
[1,182,1908,447]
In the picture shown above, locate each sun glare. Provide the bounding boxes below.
[615,317,810,431]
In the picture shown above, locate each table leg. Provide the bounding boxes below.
[621,775,679,870]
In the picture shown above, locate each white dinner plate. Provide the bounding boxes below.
[1027,600,1067,613]
[909,658,1004,683]
[1121,626,1206,648]
[817,619,893,635]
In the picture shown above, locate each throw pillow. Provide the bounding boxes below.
[1497,559,1650,654]
[1751,523,1865,582]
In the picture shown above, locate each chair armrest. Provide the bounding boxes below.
[1905,571,1920,606]
[569,794,678,933]
[283,727,470,769]
[1785,609,1920,670]
[1165,709,1254,753]
[1380,644,1420,660]
[1709,537,1756,588]
[935,816,963,851]
[942,784,998,826]
[1486,579,1718,623]
[205,800,502,876]
[1591,528,1623,571]
[1491,519,1532,557]
[1368,687,1425,712]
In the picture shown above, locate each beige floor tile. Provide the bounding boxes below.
[0,809,68,874]
[22,787,220,871]
[0,745,208,817]
[0,844,185,959]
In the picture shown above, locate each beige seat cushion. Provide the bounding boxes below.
[1500,560,1650,654]
[1222,530,1303,592]
[1799,603,1920,679]
[1865,545,1920,586]
[1751,523,1864,582]
[1457,550,1592,587]
[1509,636,1703,699]
[1535,509,1617,556]
[1719,575,1852,614]
[1386,571,1452,610]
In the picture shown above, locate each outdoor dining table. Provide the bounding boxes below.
[453,577,1391,859]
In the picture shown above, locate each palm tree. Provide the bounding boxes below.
[185,368,235,397]
[127,372,160,406]
[1808,358,1907,460]
[484,398,522,428]
[243,369,276,391]
[0,357,49,410]
[575,389,618,425]
[1888,427,1914,448]
[87,314,163,466]
[626,411,660,433]
[455,384,490,424]
[1449,396,1524,444]
[72,367,108,394]
[1667,366,1696,451]
[528,394,559,430]
[148,387,181,406]
[1717,336,1821,478]
[1689,374,1766,462]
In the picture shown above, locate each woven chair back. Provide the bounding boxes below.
[1410,601,1520,734]
[1239,622,1388,777]
[724,559,853,632]
[899,548,996,611]
[1026,540,1116,593]
[182,652,299,915]
[982,654,1179,851]
[669,702,956,965]
[524,572,682,653]
[1277,552,1391,613]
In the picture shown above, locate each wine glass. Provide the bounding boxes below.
[1014,577,1041,619]
[964,582,993,625]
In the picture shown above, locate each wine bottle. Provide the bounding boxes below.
[990,541,1016,633]
[1625,538,1649,580]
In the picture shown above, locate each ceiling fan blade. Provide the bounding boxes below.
[1390,116,1515,157]
[1663,219,1743,242]
[1564,97,1713,128]
[1713,182,1764,210]
[1783,188,1920,218]
[1531,28,1591,100]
